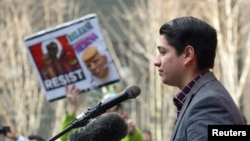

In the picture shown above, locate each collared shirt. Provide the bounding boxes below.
[173,71,209,118]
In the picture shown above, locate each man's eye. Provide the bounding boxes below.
[157,46,166,54]
[159,50,166,54]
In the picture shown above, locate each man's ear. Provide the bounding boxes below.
[183,45,195,65]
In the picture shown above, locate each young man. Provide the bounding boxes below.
[154,16,245,141]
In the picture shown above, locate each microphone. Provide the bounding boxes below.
[71,85,141,127]
[68,113,128,141]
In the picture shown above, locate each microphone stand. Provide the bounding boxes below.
[47,102,105,141]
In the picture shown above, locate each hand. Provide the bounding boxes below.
[65,84,80,114]
[126,119,136,135]
[4,125,19,140]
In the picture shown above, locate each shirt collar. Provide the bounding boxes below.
[173,71,209,117]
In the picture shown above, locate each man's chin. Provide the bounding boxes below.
[94,68,109,78]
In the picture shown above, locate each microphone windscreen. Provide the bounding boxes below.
[69,112,128,141]
[126,85,141,99]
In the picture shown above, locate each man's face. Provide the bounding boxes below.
[86,54,108,78]
[47,42,58,56]
[154,35,184,87]
[143,133,152,141]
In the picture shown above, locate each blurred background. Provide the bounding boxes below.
[0,0,250,141]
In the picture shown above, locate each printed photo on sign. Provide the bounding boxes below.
[29,37,85,91]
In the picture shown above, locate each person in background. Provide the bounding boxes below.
[106,103,143,141]
[60,84,80,141]
[154,16,245,141]
[142,129,152,141]
[2,124,44,141]
[60,84,143,141]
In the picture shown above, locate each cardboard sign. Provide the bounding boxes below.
[24,13,120,102]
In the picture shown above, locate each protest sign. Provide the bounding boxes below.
[24,13,120,102]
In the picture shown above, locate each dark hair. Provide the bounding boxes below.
[159,16,217,70]
[28,135,45,141]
